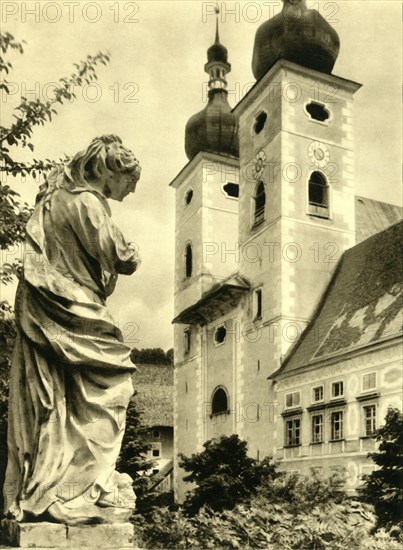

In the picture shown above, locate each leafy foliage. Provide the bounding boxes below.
[362,407,403,530]
[258,468,346,514]
[1,35,110,175]
[117,397,153,501]
[131,347,173,365]
[0,31,110,285]
[179,434,277,514]
[133,437,402,548]
[134,494,400,550]
[0,301,16,512]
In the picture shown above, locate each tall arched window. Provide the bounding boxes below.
[308,171,329,217]
[211,387,229,415]
[185,243,192,278]
[254,181,266,225]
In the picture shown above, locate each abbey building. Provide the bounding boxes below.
[169,0,402,500]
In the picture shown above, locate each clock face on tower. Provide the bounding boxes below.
[252,150,266,180]
[308,141,330,168]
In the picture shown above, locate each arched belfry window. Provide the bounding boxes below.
[211,386,229,415]
[254,181,266,225]
[308,171,329,218]
[185,243,193,278]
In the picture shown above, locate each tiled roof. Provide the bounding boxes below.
[355,196,402,243]
[132,364,173,427]
[272,220,403,378]
[173,274,250,325]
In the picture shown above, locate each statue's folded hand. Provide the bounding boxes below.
[116,243,141,275]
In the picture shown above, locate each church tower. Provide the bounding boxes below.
[233,0,361,459]
[170,18,242,501]
[172,0,363,498]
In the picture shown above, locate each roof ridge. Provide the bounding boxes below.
[350,217,403,253]
[355,194,403,210]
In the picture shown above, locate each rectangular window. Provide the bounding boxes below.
[363,373,376,391]
[312,414,323,443]
[285,392,300,408]
[153,430,161,439]
[285,418,301,446]
[184,328,191,354]
[255,288,262,319]
[331,381,344,398]
[363,405,376,436]
[313,386,324,402]
[149,443,162,459]
[331,411,344,440]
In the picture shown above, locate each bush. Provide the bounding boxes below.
[135,489,176,518]
[134,494,401,550]
[362,407,403,530]
[116,397,153,507]
[258,468,347,514]
[132,435,403,549]
[178,434,277,514]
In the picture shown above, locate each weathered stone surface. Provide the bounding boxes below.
[67,523,135,548]
[4,136,140,525]
[1,520,138,548]
[1,519,67,547]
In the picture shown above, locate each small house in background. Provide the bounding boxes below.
[132,364,174,492]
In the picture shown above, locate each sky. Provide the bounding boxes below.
[1,0,402,351]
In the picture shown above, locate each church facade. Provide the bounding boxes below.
[170,0,402,501]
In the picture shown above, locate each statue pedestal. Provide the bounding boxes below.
[0,519,136,548]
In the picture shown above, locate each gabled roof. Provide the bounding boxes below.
[173,274,250,325]
[272,220,403,379]
[355,196,402,243]
[132,364,173,427]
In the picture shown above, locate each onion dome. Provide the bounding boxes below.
[185,17,239,161]
[185,90,239,160]
[252,0,340,81]
[207,23,229,64]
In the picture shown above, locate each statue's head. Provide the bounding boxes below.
[71,134,141,201]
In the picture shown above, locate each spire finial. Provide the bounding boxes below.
[215,5,220,43]
[205,5,231,91]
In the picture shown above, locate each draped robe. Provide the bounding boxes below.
[4,178,139,524]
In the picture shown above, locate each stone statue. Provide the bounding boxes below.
[3,135,141,525]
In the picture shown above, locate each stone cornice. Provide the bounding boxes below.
[271,334,402,383]
[233,59,362,118]
[169,151,239,189]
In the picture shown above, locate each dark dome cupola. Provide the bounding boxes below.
[252,0,340,81]
[205,19,231,80]
[185,16,239,161]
